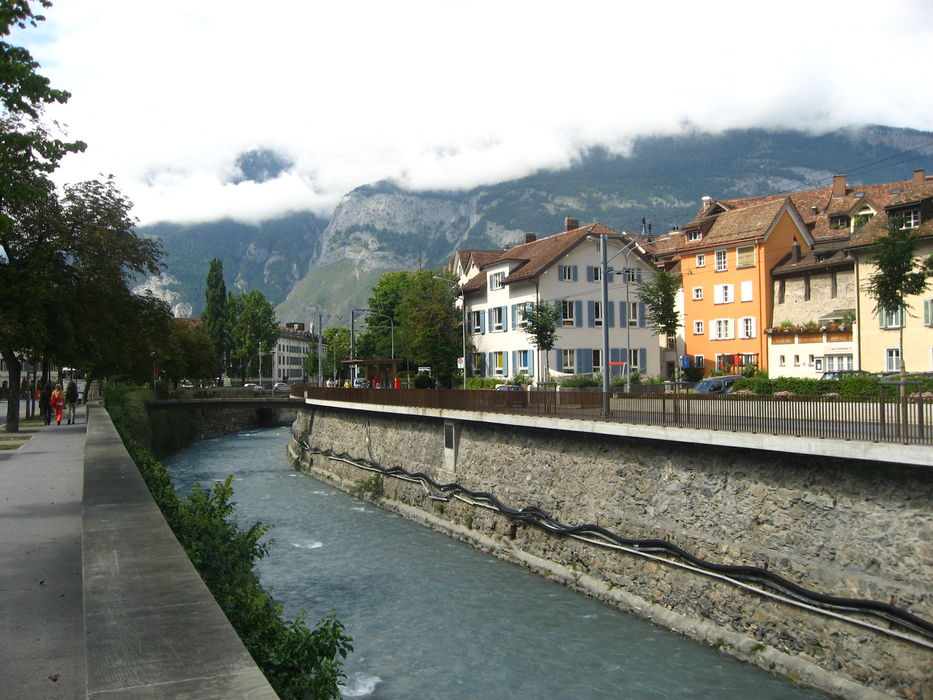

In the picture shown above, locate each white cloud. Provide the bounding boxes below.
[13,0,933,225]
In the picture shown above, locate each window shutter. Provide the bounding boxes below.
[502,306,508,332]
[638,302,646,327]
[555,349,563,372]
[608,269,615,283]
[479,310,486,334]
[879,309,885,328]
[488,276,493,291]
[741,280,753,302]
[749,317,756,338]
[502,352,509,376]
[578,348,589,374]
[925,300,932,327]
[558,266,565,281]
[610,348,621,377]
[587,300,595,327]
[635,268,642,281]
[575,300,583,327]
[640,348,647,372]
[714,285,723,304]
[572,266,578,282]
[620,301,628,325]
[586,266,594,282]
[607,301,615,327]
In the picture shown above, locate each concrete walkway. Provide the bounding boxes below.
[0,404,277,699]
[0,406,87,699]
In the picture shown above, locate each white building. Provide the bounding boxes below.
[457,220,663,383]
[273,323,314,382]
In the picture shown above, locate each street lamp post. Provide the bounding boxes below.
[597,235,639,405]
[316,313,342,386]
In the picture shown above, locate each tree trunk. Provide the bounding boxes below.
[2,348,22,433]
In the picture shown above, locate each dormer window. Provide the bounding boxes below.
[830,216,849,230]
[897,209,921,229]
[687,230,702,242]
[489,271,504,290]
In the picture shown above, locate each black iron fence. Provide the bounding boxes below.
[293,386,933,447]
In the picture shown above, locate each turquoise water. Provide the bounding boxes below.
[165,427,824,699]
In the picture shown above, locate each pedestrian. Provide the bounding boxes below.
[65,380,78,425]
[39,384,52,425]
[50,384,65,425]
[343,379,351,388]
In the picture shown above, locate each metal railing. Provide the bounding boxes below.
[293,386,933,447]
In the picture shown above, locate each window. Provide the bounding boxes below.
[629,348,640,370]
[695,355,705,369]
[886,347,900,372]
[803,276,811,301]
[714,284,734,304]
[694,320,705,335]
[696,254,706,268]
[925,299,933,327]
[715,250,727,272]
[559,264,576,281]
[741,280,753,302]
[493,351,505,375]
[898,209,921,228]
[666,335,676,349]
[562,349,576,373]
[880,307,905,329]
[592,348,602,370]
[737,246,755,268]
[518,301,532,326]
[830,215,849,230]
[593,266,603,282]
[739,316,756,339]
[594,301,603,327]
[622,267,639,283]
[518,350,530,372]
[628,301,638,327]
[687,230,702,241]
[562,300,575,327]
[794,355,800,367]
[489,271,504,290]
[779,355,786,367]
[492,306,504,331]
[692,287,703,301]
[713,319,733,340]
[826,354,854,372]
[471,311,483,334]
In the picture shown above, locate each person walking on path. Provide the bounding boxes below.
[39,384,52,425]
[65,380,78,425]
[50,384,65,425]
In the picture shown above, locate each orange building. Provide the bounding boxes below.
[677,197,811,375]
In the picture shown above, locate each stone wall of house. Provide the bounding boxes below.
[771,267,857,327]
[288,405,933,700]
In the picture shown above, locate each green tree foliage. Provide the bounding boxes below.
[635,266,682,338]
[228,288,278,382]
[863,220,933,373]
[101,384,352,698]
[520,299,561,383]
[201,257,228,375]
[311,326,350,382]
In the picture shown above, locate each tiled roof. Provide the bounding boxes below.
[679,198,790,251]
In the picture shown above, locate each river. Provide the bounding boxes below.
[165,427,824,699]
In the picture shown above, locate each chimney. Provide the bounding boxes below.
[791,237,801,262]
[565,217,579,231]
[832,174,847,198]
[701,196,712,212]
[915,169,926,183]
[524,232,537,243]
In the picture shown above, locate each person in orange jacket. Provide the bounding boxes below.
[50,384,65,425]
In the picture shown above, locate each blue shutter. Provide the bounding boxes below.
[528,349,534,374]
[579,348,592,375]
[640,348,647,373]
[575,300,583,327]
[502,306,508,332]
[554,300,562,326]
[555,349,563,372]
[608,268,615,283]
[479,310,486,334]
[488,352,494,377]
[511,305,517,330]
[607,300,615,328]
[636,267,643,281]
[620,301,628,326]
[620,347,629,374]
[587,300,595,327]
[638,302,647,328]
[488,275,493,291]
[502,351,509,376]
[572,265,578,281]
[558,266,565,281]
[610,348,621,378]
[511,351,517,376]
[586,266,594,282]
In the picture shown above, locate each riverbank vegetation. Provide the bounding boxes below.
[102,384,352,699]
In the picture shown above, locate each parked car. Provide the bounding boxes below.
[353,378,370,389]
[243,383,262,392]
[820,370,869,381]
[179,379,194,389]
[692,376,739,394]
[495,384,524,391]
[272,381,291,391]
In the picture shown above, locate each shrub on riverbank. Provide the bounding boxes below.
[102,383,352,699]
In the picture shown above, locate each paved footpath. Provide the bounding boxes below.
[0,405,87,699]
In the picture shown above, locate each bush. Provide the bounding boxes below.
[101,384,352,699]
[560,375,600,388]
[412,372,433,389]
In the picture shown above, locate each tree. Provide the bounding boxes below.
[1,176,166,430]
[314,327,350,382]
[863,220,933,375]
[228,289,278,383]
[520,299,562,384]
[635,267,682,338]
[201,258,228,377]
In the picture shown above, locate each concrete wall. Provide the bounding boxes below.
[289,404,933,700]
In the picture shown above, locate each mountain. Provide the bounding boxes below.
[138,126,933,323]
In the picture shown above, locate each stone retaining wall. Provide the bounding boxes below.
[288,405,933,700]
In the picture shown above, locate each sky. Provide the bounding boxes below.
[14,0,933,227]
